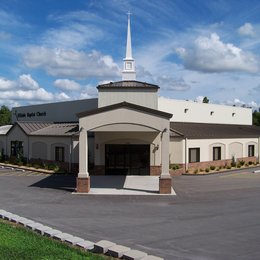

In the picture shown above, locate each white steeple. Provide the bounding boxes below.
[122,12,136,81]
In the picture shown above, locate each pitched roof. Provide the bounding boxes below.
[0,125,12,135]
[17,122,52,135]
[97,80,159,89]
[170,122,260,139]
[30,123,79,136]
[77,101,172,119]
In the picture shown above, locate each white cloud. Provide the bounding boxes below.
[238,23,255,37]
[248,101,258,109]
[157,76,190,91]
[0,74,73,106]
[223,98,260,109]
[42,24,103,49]
[79,84,98,99]
[0,77,15,90]
[0,88,53,101]
[0,74,39,91]
[195,96,204,103]
[18,74,39,90]
[54,79,81,91]
[55,92,71,100]
[176,33,259,73]
[24,47,120,79]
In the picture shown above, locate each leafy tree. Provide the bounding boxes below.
[203,96,209,103]
[0,105,11,125]
[253,110,260,126]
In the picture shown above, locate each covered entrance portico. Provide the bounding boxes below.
[76,102,172,194]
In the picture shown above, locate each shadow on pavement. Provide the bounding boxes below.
[90,176,126,188]
[29,174,76,192]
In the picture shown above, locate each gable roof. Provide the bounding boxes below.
[16,122,52,135]
[0,125,13,135]
[31,123,79,136]
[170,122,260,139]
[77,101,172,119]
[97,80,159,90]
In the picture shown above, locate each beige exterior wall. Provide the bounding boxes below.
[7,125,28,157]
[29,136,79,163]
[187,138,259,162]
[79,106,171,176]
[170,137,259,164]
[169,137,184,165]
[98,89,158,109]
[159,97,252,125]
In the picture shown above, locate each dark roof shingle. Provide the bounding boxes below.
[17,122,52,135]
[77,101,172,119]
[97,80,159,89]
[31,123,79,136]
[170,122,260,139]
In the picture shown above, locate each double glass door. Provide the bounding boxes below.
[105,144,150,175]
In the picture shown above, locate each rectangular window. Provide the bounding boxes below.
[213,147,221,161]
[11,141,23,157]
[189,148,200,163]
[248,145,255,157]
[55,147,64,162]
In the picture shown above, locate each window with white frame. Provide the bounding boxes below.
[248,145,255,157]
[189,148,200,163]
[55,146,65,162]
[213,147,221,161]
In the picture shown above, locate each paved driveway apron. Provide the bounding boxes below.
[1,167,260,259]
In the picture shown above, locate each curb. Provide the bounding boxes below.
[0,163,54,174]
[0,209,163,260]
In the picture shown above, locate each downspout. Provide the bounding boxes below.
[185,137,188,172]
[258,137,260,163]
[27,135,29,163]
[69,136,72,173]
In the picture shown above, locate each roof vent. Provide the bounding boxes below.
[210,111,214,115]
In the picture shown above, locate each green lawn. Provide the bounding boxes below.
[0,219,109,260]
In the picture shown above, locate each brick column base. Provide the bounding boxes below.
[77,177,90,193]
[159,175,172,194]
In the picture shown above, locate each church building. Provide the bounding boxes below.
[1,14,260,194]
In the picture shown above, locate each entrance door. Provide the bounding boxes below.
[105,144,150,175]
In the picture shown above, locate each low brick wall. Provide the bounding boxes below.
[187,156,257,172]
[170,168,185,176]
[150,166,161,176]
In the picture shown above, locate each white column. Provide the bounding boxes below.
[78,127,89,178]
[161,128,170,176]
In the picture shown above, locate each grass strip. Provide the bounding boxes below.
[0,219,109,260]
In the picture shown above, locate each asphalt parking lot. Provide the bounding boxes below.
[1,167,260,259]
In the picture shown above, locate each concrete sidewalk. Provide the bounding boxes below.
[77,176,175,195]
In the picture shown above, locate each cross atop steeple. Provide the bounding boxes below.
[122,12,136,81]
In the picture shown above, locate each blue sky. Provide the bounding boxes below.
[1,0,260,109]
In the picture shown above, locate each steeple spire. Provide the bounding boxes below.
[126,11,132,59]
[122,12,136,81]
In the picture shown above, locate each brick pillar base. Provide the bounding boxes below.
[77,177,90,193]
[159,175,172,194]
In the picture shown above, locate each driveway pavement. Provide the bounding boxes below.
[1,167,260,259]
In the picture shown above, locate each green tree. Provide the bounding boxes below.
[0,105,11,125]
[203,96,209,103]
[253,110,260,126]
